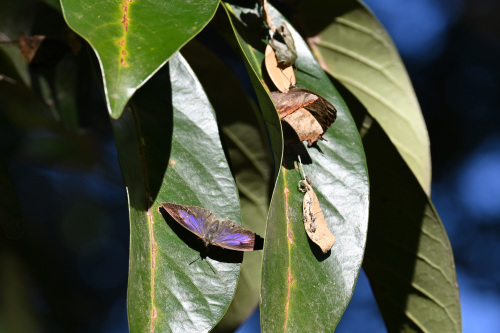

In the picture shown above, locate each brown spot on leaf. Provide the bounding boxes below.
[118,0,131,66]
[121,16,130,32]
[151,306,157,332]
[121,0,131,32]
[148,207,157,331]
[284,186,294,245]
[284,267,294,331]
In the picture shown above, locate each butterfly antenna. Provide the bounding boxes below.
[189,256,201,265]
[205,260,217,274]
[189,249,217,274]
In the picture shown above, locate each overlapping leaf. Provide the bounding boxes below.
[61,0,220,118]
[112,53,243,333]
[297,0,431,194]
[358,113,461,332]
[181,39,272,331]
[223,2,369,331]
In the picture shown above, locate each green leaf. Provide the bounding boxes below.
[358,113,461,332]
[223,3,369,331]
[297,0,432,194]
[181,39,272,331]
[181,38,270,330]
[112,53,243,333]
[61,0,220,118]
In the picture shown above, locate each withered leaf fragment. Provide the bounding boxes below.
[268,22,297,67]
[270,89,337,146]
[298,168,336,253]
[282,108,323,146]
[18,33,46,63]
[265,44,296,93]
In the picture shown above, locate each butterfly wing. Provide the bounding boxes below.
[270,90,317,119]
[210,219,256,251]
[161,202,213,239]
[294,89,337,132]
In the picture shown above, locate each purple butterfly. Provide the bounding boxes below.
[160,202,256,251]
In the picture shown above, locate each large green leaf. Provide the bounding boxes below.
[112,53,244,333]
[61,0,220,118]
[358,113,461,332]
[297,0,432,195]
[181,39,272,331]
[223,3,369,331]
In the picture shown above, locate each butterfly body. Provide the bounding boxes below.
[160,202,256,251]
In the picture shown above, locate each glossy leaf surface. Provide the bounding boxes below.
[181,39,272,331]
[224,3,369,331]
[61,0,220,118]
[112,53,243,333]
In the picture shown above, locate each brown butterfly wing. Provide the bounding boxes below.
[160,203,256,251]
[270,90,318,119]
[210,219,256,251]
[292,89,337,132]
[161,202,214,239]
[272,88,337,145]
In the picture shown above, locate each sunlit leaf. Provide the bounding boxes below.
[298,0,431,194]
[182,39,272,331]
[223,2,369,331]
[112,53,243,333]
[359,113,461,332]
[61,0,220,118]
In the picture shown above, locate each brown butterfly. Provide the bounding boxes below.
[270,89,337,146]
[160,202,256,251]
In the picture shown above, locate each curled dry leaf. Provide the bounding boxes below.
[18,30,80,66]
[282,108,323,146]
[263,14,336,146]
[18,33,46,63]
[265,44,296,93]
[270,89,337,146]
[299,179,336,253]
